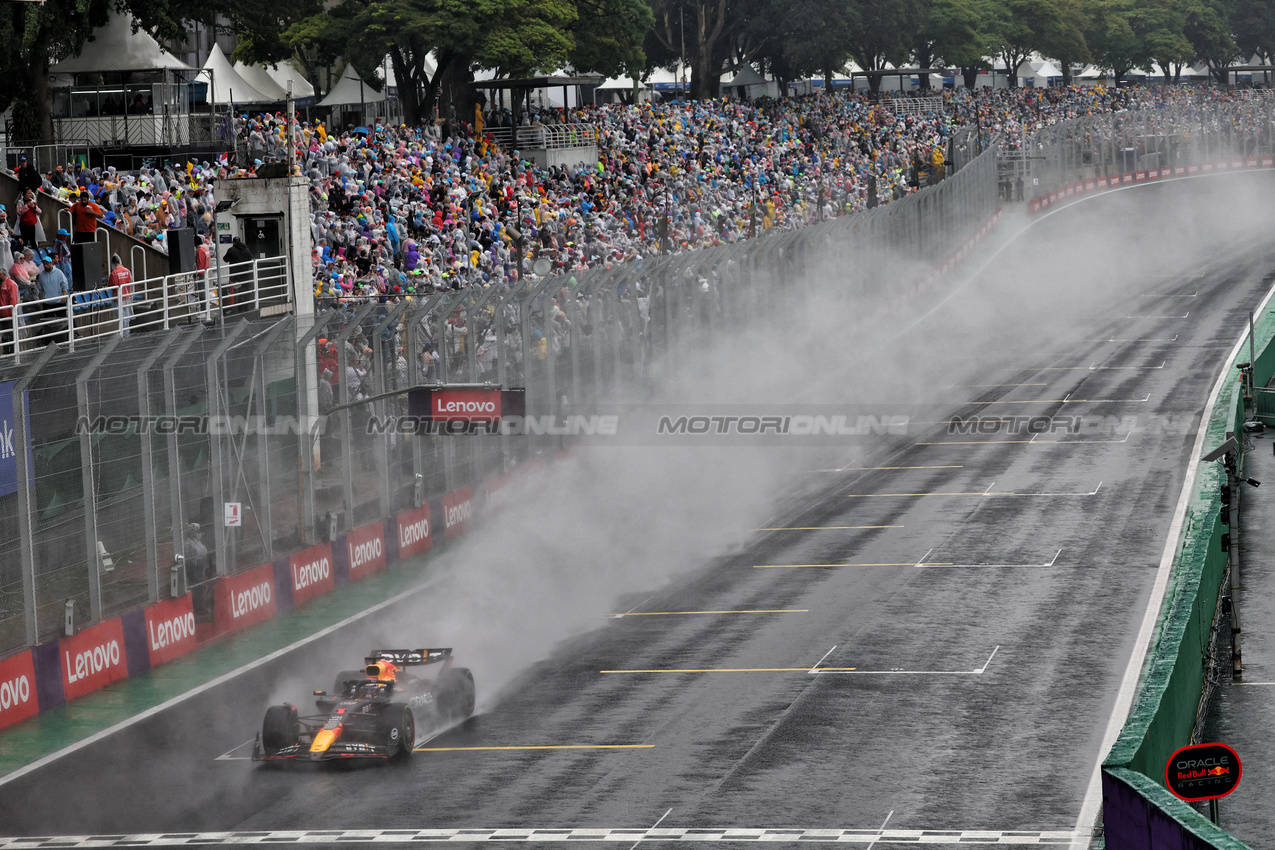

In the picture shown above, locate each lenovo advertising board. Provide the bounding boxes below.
[214,562,277,635]
[397,504,433,559]
[442,486,474,541]
[143,595,198,667]
[0,380,31,499]
[346,521,387,582]
[289,542,335,605]
[0,650,39,731]
[60,618,129,702]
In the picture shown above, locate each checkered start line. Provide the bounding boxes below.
[0,828,1082,847]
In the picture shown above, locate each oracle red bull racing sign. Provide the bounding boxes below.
[1165,742,1242,802]
[346,521,387,581]
[60,619,128,702]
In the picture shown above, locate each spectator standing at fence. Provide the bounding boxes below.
[222,236,254,313]
[108,254,134,335]
[10,249,36,301]
[36,255,70,345]
[70,191,103,244]
[53,229,72,285]
[15,156,41,195]
[17,190,42,249]
[0,207,13,273]
[0,268,17,356]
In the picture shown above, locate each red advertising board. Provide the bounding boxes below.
[397,504,433,559]
[214,562,277,635]
[346,521,387,582]
[290,542,335,605]
[143,595,197,667]
[483,471,514,513]
[442,486,474,540]
[1097,177,1109,189]
[1263,157,1274,167]
[432,390,502,422]
[0,650,39,732]
[59,618,128,702]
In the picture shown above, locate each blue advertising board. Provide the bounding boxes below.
[0,379,31,498]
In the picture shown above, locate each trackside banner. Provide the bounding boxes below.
[215,562,277,635]
[143,595,198,667]
[289,542,335,605]
[442,486,474,540]
[482,472,514,513]
[0,650,39,731]
[396,504,433,559]
[60,619,128,702]
[346,521,387,582]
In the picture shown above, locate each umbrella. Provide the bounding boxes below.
[354,126,370,135]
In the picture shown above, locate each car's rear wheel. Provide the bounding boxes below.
[262,704,299,754]
[379,703,415,759]
[439,667,476,720]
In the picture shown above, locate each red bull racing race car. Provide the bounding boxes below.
[252,648,476,763]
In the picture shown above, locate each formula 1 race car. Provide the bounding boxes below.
[252,648,476,763]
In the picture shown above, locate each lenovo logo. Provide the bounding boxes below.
[0,674,31,712]
[350,538,382,572]
[232,582,272,618]
[445,500,472,529]
[292,557,331,590]
[149,611,196,651]
[65,640,121,684]
[401,517,429,546]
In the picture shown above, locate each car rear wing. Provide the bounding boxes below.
[365,648,453,667]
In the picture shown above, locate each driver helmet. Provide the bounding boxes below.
[365,660,400,682]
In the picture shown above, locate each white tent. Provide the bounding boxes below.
[52,11,193,73]
[317,65,386,108]
[265,61,316,99]
[233,62,288,102]
[203,43,273,105]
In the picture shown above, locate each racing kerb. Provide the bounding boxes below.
[1098,281,1275,848]
[0,138,1002,741]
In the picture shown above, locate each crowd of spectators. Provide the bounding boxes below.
[4,82,1273,313]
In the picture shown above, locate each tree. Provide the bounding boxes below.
[1086,0,1148,83]
[1231,0,1275,83]
[287,0,576,127]
[1184,0,1237,85]
[843,0,921,94]
[1041,0,1091,85]
[1133,0,1193,83]
[0,0,194,143]
[569,0,654,78]
[987,0,1064,87]
[761,0,855,89]
[912,0,988,90]
[646,0,751,100]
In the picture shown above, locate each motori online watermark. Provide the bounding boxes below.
[73,411,1201,442]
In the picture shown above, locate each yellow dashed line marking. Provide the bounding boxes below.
[611,609,809,617]
[754,563,952,568]
[756,525,903,531]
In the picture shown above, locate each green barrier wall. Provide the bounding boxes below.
[1100,311,1274,848]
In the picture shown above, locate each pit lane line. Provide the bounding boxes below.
[0,827,1086,846]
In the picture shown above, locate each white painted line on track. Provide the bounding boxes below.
[0,571,450,789]
[626,809,674,850]
[1082,335,1178,343]
[917,550,1061,569]
[0,827,1085,846]
[1088,361,1166,370]
[1125,312,1190,319]
[1071,247,1275,850]
[809,646,838,673]
[612,596,657,618]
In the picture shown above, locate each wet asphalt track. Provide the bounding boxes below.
[1,176,1273,847]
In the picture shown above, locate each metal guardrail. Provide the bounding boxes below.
[485,124,598,151]
[884,97,944,115]
[1,257,291,361]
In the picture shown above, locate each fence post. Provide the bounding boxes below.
[162,326,205,583]
[14,344,58,645]
[250,316,296,563]
[137,329,182,603]
[335,301,378,532]
[371,301,409,519]
[296,311,336,546]
[75,335,122,624]
[206,321,250,576]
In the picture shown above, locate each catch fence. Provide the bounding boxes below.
[0,138,999,658]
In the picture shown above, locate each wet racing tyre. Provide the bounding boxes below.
[379,703,415,759]
[262,704,299,754]
[439,667,476,720]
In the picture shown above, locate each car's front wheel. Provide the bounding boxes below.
[261,704,299,754]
